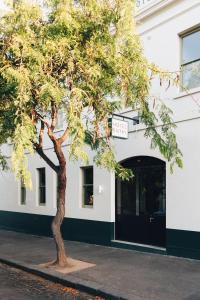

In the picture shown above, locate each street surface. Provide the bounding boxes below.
[0,263,103,300]
[1,230,200,300]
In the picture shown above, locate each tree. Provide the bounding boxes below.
[0,0,182,267]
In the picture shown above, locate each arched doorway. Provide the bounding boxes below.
[115,156,166,247]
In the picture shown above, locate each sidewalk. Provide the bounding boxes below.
[0,230,200,300]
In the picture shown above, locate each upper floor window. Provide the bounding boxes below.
[37,168,46,205]
[181,29,200,90]
[82,167,93,207]
[55,110,65,131]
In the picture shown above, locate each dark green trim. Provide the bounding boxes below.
[0,211,114,246]
[166,229,200,260]
[111,230,200,259]
[0,211,52,237]
[62,217,114,245]
[1,211,200,260]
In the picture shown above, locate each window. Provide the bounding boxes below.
[82,167,93,207]
[55,110,65,131]
[37,168,46,205]
[20,179,26,205]
[181,29,200,90]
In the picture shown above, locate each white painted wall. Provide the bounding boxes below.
[1,0,200,233]
[134,0,200,231]
[0,145,114,222]
[112,117,200,232]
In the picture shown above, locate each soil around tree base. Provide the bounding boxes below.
[38,258,96,274]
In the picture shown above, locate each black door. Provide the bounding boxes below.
[115,156,166,247]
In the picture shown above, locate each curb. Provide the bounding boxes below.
[0,257,126,300]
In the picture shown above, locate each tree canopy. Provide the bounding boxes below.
[0,0,182,186]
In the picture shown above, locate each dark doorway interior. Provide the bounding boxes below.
[115,156,166,247]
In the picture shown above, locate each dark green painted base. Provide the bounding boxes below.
[0,211,200,260]
[167,229,200,260]
[0,211,114,246]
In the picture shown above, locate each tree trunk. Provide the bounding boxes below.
[51,142,68,267]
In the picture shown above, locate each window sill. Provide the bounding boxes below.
[174,86,200,100]
[82,205,93,209]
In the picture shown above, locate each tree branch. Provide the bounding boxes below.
[35,111,50,129]
[57,127,69,145]
[51,101,58,131]
[39,121,45,148]
[34,143,59,173]
[35,111,57,144]
[47,127,57,144]
[31,110,37,125]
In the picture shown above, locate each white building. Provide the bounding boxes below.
[1,0,200,259]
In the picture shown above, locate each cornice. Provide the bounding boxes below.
[135,0,177,22]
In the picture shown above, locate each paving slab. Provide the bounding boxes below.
[0,229,200,300]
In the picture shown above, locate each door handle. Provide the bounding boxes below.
[149,217,155,223]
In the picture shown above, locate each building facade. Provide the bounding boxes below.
[1,0,200,259]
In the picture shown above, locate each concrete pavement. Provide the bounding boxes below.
[0,229,200,300]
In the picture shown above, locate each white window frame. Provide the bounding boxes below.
[181,28,200,91]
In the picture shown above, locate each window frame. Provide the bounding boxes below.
[81,166,94,208]
[180,28,200,91]
[37,167,46,206]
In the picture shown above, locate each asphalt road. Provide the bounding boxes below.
[0,263,103,300]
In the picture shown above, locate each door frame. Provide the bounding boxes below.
[115,156,166,248]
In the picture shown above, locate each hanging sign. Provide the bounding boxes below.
[111,118,129,139]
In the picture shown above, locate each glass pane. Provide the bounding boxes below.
[38,168,45,186]
[83,167,93,185]
[39,187,46,204]
[21,187,26,205]
[182,30,200,64]
[139,167,165,216]
[121,178,136,215]
[182,60,200,90]
[83,185,93,206]
[55,110,65,130]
